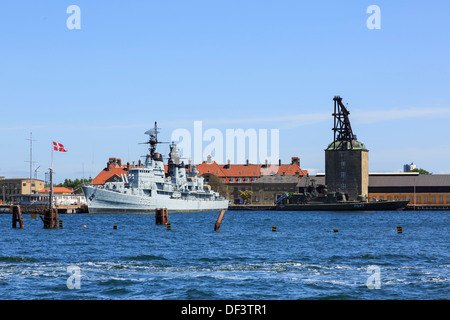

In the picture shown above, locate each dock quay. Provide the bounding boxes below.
[228,204,276,211]
[406,205,450,210]
[229,204,450,211]
[0,204,88,214]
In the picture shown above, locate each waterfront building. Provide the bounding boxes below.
[12,192,87,206]
[403,162,417,172]
[196,156,307,204]
[325,140,369,201]
[324,96,369,201]
[0,177,45,203]
[368,172,450,206]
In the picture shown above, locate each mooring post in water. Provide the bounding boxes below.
[155,208,162,224]
[40,208,58,229]
[214,209,226,231]
[155,208,169,225]
[12,205,24,229]
[38,164,58,229]
[163,208,168,225]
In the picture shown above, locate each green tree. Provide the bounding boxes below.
[408,168,431,175]
[55,178,92,194]
[238,190,253,204]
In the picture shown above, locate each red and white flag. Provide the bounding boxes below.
[53,141,68,152]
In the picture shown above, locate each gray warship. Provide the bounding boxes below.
[82,122,228,213]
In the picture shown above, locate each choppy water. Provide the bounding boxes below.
[0,210,448,300]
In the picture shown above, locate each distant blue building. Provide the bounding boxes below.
[404,163,417,172]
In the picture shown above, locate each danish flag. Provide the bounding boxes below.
[53,141,67,152]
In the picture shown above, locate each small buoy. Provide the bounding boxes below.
[59,219,63,228]
[333,229,338,232]
[397,226,402,234]
[272,226,277,232]
[167,222,171,230]
[83,225,87,228]
[113,225,117,230]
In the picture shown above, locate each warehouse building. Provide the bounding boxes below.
[305,172,450,208]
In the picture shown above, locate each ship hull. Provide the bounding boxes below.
[82,185,228,214]
[276,200,409,211]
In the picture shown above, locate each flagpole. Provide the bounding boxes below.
[49,141,54,211]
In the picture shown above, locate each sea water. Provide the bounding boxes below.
[0,210,448,300]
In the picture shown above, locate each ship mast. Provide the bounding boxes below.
[143,121,168,162]
[25,132,37,195]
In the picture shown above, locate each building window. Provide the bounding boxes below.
[424,196,428,201]
[387,196,392,201]
[341,172,346,179]
[402,196,406,200]
[341,161,346,168]
[447,196,450,203]
[439,196,443,202]
[416,196,421,203]
[230,178,234,183]
[341,183,346,190]
[237,178,242,183]
[379,196,384,200]
[431,196,436,202]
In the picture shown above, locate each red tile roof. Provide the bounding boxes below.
[276,164,308,176]
[195,159,308,183]
[91,163,129,185]
[38,187,74,194]
[90,159,168,185]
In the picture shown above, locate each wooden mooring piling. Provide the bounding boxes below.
[214,209,226,231]
[155,208,169,225]
[11,205,24,229]
[39,208,59,229]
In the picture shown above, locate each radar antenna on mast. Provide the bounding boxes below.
[141,121,169,161]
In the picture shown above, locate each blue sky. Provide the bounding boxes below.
[1,0,449,183]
